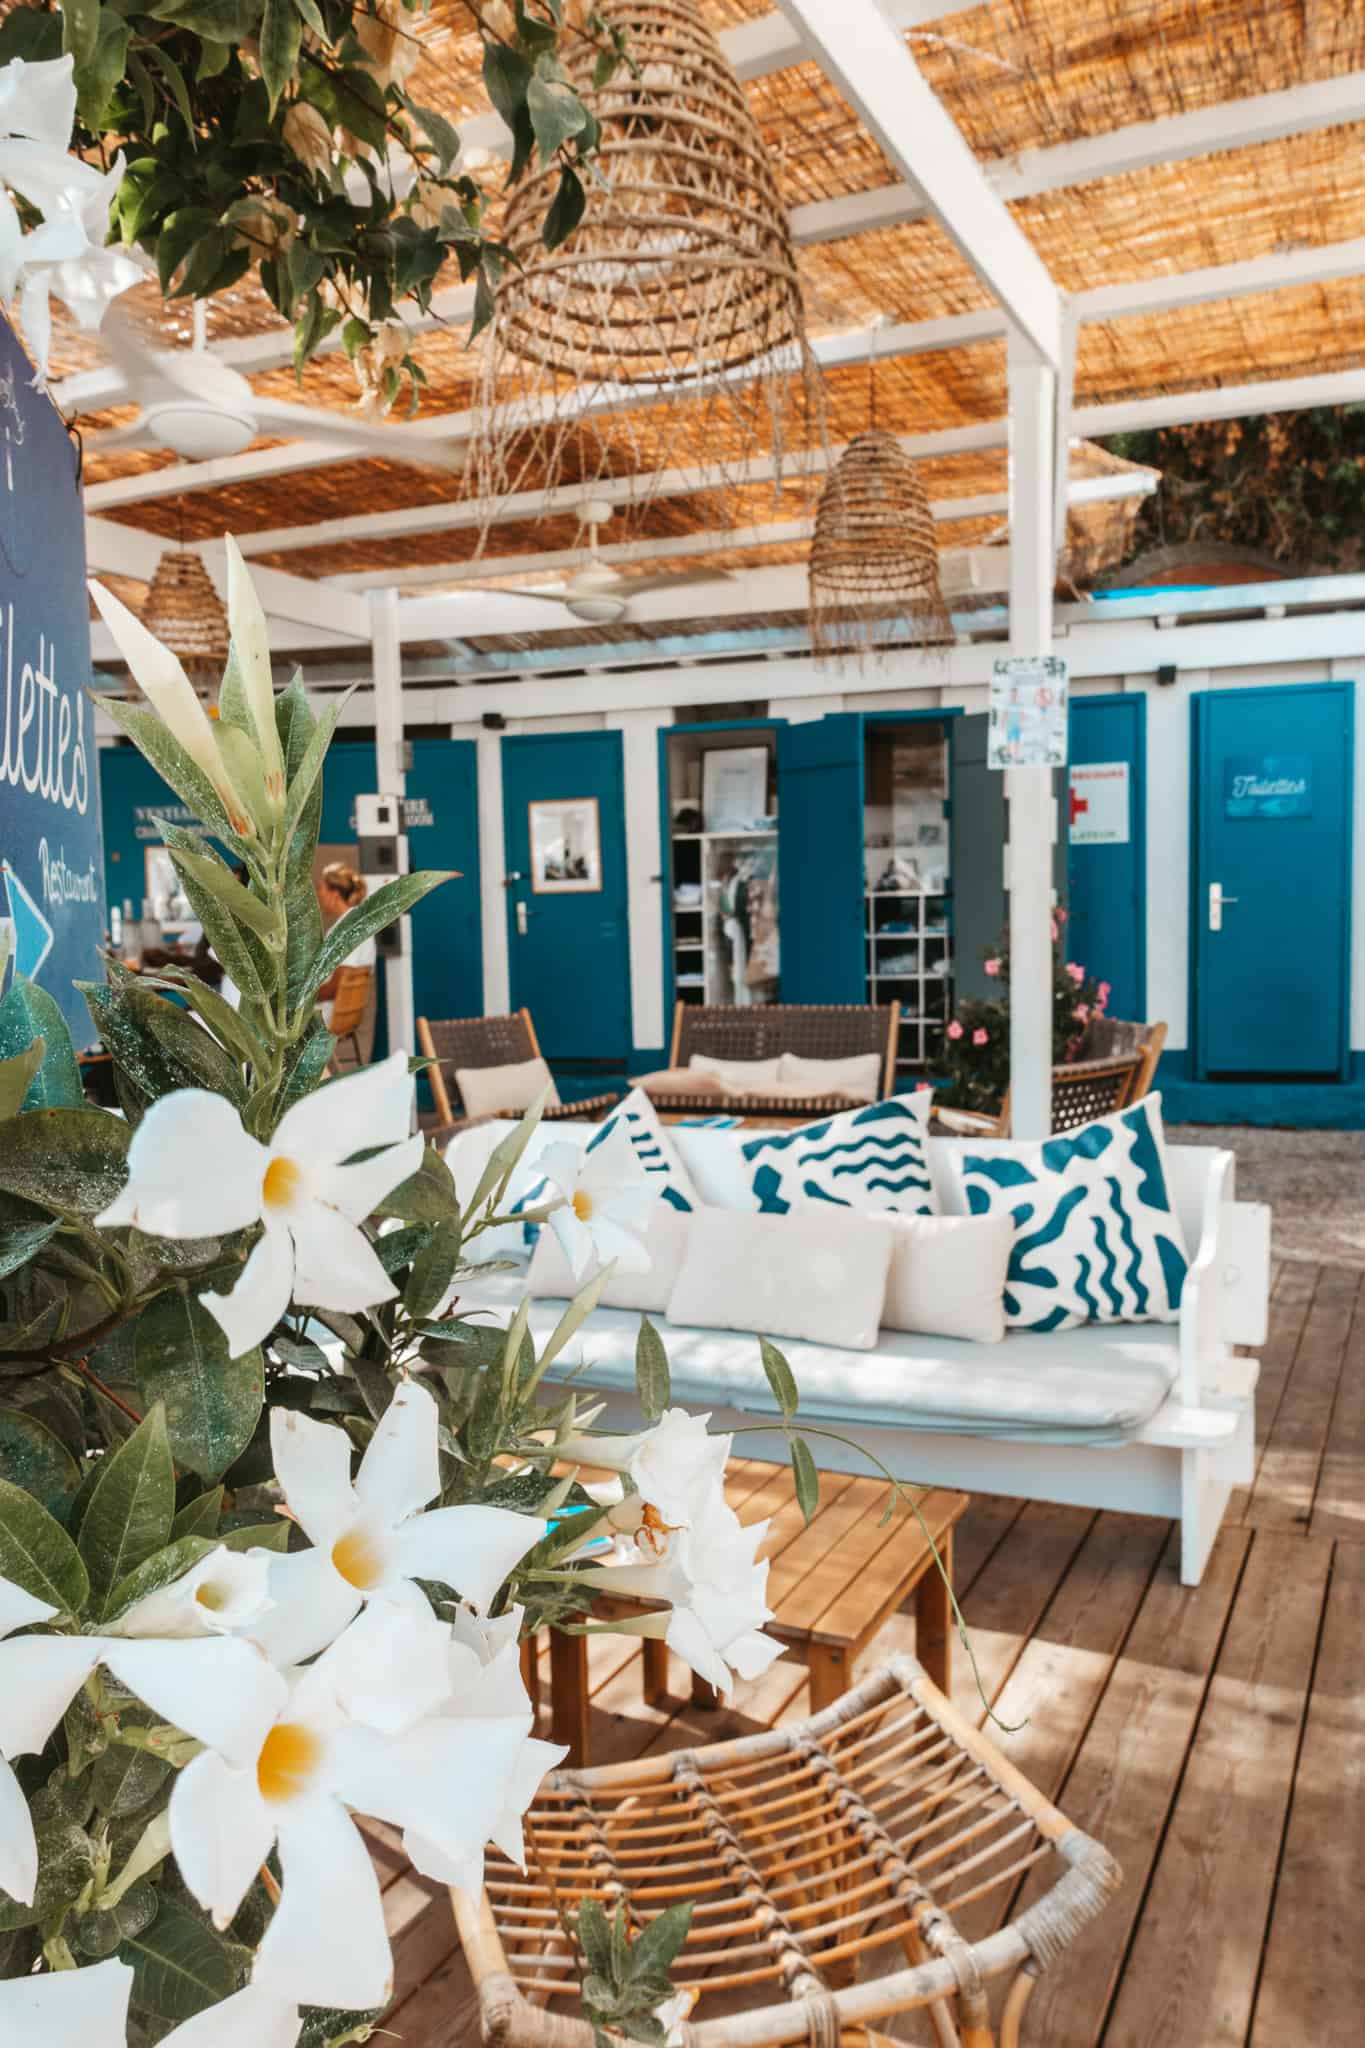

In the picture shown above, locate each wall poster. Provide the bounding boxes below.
[988,656,1069,769]
[529,797,602,893]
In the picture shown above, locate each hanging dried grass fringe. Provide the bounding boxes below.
[469,0,826,547]
[808,430,951,660]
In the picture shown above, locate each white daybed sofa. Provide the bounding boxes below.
[452,1127,1271,1587]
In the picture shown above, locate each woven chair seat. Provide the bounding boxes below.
[456,1656,1120,2048]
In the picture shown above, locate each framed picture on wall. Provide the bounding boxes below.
[702,745,769,831]
[529,797,603,893]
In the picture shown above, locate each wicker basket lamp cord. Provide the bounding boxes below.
[454,1656,1121,2047]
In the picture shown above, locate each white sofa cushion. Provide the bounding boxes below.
[455,1056,559,1118]
[667,1208,895,1352]
[584,1088,701,1214]
[741,1091,938,1217]
[777,1051,882,1103]
[951,1094,1189,1332]
[689,1052,781,1090]
[528,1203,692,1314]
[883,1213,1014,1344]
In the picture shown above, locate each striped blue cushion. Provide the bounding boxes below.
[741,1093,938,1217]
[954,1094,1189,1331]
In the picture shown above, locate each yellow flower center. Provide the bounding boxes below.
[256,1721,323,1805]
[262,1156,304,1210]
[331,1524,387,1591]
[572,1188,595,1223]
[194,1582,229,1612]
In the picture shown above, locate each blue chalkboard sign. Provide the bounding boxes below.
[0,313,105,1049]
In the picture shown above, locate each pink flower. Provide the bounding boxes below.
[983,957,1001,977]
[1066,962,1085,985]
[946,1020,964,1041]
[972,1028,989,1047]
[1055,906,1068,926]
[1049,917,1060,942]
[1097,982,1111,1010]
[1074,1004,1089,1023]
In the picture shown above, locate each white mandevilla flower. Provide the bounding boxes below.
[107,1544,273,1640]
[94,1052,424,1359]
[538,1125,658,1281]
[567,1407,730,1532]
[245,1381,547,1669]
[87,580,256,839]
[656,1988,699,2045]
[15,153,141,383]
[122,1600,537,2010]
[577,1483,783,1699]
[0,1956,300,2048]
[401,1602,566,1897]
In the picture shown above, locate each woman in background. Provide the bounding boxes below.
[315,861,375,1030]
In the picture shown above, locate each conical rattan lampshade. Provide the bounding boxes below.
[472,0,824,531]
[140,549,229,690]
[808,430,950,658]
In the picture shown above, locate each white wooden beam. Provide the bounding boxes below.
[770,0,1062,366]
[83,515,371,644]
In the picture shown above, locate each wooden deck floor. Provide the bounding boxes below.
[374,1257,1365,2046]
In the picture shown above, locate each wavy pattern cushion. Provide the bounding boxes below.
[741,1093,938,1217]
[953,1094,1189,1332]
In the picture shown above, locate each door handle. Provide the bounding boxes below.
[1208,882,1239,932]
[515,901,529,937]
[503,871,524,887]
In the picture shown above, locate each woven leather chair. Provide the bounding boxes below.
[644,1001,902,1124]
[326,964,372,1072]
[417,1008,620,1137]
[935,1024,1167,1140]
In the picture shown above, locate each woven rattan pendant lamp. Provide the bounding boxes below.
[472,0,824,530]
[139,546,229,693]
[808,426,950,658]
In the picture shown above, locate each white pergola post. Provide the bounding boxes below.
[1005,331,1057,1139]
[368,587,415,1058]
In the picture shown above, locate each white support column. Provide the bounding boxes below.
[368,588,414,1059]
[1005,332,1057,1139]
[605,707,671,1056]
[476,731,510,1014]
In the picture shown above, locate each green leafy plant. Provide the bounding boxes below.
[575,1897,694,2048]
[0,0,630,393]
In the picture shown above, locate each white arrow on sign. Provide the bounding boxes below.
[0,861,54,980]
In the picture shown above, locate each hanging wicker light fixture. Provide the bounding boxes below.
[808,429,950,658]
[471,0,824,532]
[139,547,229,693]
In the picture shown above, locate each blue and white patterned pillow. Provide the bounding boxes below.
[741,1092,938,1217]
[953,1094,1188,1331]
[583,1087,700,1213]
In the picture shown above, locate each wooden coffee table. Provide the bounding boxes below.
[536,1459,969,1767]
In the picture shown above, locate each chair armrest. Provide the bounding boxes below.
[1177,1151,1271,1404]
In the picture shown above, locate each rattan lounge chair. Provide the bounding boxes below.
[935,1021,1166,1139]
[417,1008,620,1138]
[643,1001,903,1124]
[455,1654,1121,2048]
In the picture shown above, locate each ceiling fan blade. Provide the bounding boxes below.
[250,397,466,473]
[616,566,738,594]
[446,583,572,605]
[95,304,175,404]
[81,414,155,454]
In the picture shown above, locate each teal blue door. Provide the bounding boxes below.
[502,732,631,1063]
[1192,682,1353,1078]
[776,714,865,1002]
[1067,695,1145,1018]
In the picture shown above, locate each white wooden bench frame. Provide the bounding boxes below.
[539,1140,1271,1589]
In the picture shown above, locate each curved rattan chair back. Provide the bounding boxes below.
[669,1003,900,1097]
[328,964,373,1071]
[417,1010,539,1124]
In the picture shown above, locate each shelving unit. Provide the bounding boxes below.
[865,888,952,1069]
[863,721,954,1076]
[664,726,781,1009]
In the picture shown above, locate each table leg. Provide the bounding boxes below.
[642,1635,670,1707]
[691,1671,719,1711]
[915,1529,954,1695]
[807,1643,853,1713]
[549,1628,591,1768]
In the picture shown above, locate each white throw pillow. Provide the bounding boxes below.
[666,1208,895,1352]
[951,1093,1190,1331]
[689,1052,782,1091]
[742,1091,938,1217]
[777,1051,882,1104]
[455,1057,560,1119]
[635,1067,723,1098]
[670,1124,757,1211]
[528,1204,692,1313]
[882,1213,1014,1344]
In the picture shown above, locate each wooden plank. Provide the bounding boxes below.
[952,1492,1025,1593]
[1250,1542,1365,2043]
[1014,1522,1251,2047]
[385,1926,483,2047]
[1102,1530,1333,2048]
[1308,1286,1365,1544]
[1246,1267,1360,1531]
[950,1500,1098,1724]
[779,1488,966,1641]
[1228,1260,1317,1520]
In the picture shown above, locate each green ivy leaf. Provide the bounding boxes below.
[526,75,588,164]
[482,42,532,132]
[407,98,460,175]
[79,1406,176,1615]
[634,1315,669,1423]
[0,1412,82,1524]
[136,1294,265,1482]
[259,0,302,113]
[0,1477,89,1611]
[120,1891,250,2023]
[543,163,585,249]
[0,1107,129,1217]
[147,43,196,136]
[74,12,130,127]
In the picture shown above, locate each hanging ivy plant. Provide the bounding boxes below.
[0,0,627,403]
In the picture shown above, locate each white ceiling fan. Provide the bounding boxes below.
[460,501,735,625]
[76,301,464,471]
